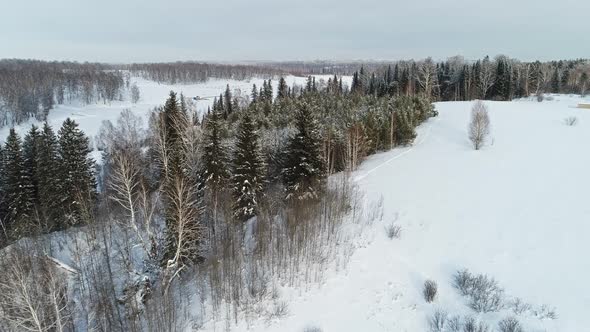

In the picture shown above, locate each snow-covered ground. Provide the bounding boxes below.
[0,74,351,144]
[3,74,589,331]
[201,95,590,332]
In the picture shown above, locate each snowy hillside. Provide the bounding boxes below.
[199,96,590,332]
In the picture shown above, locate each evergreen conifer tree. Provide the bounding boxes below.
[231,112,265,221]
[277,77,288,100]
[58,118,96,226]
[23,125,41,205]
[202,108,230,233]
[224,85,233,117]
[0,144,7,240]
[282,103,325,201]
[36,122,63,230]
[3,129,35,237]
[390,97,417,146]
[550,67,560,93]
[251,84,258,103]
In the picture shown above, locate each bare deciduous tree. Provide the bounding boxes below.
[478,57,495,99]
[163,174,203,291]
[0,247,71,332]
[130,83,140,104]
[418,57,438,99]
[468,101,490,150]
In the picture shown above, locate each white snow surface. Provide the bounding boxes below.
[201,96,590,332]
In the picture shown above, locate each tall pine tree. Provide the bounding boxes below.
[202,107,230,235]
[277,77,288,100]
[23,125,41,206]
[231,112,265,221]
[0,144,7,241]
[58,118,96,226]
[3,129,35,237]
[37,122,63,230]
[282,103,325,201]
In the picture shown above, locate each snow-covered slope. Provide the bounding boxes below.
[203,96,590,332]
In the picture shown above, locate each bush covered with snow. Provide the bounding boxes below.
[423,279,438,303]
[498,317,523,332]
[453,269,504,313]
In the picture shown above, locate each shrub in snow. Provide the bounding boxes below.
[498,317,523,332]
[533,304,558,320]
[509,297,532,315]
[563,116,578,126]
[447,315,462,332]
[452,269,504,313]
[303,326,323,332]
[429,309,448,332]
[269,300,289,319]
[468,100,491,150]
[536,93,544,102]
[462,316,490,332]
[423,279,438,303]
[386,223,401,239]
[453,269,473,296]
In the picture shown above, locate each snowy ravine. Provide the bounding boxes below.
[201,96,590,332]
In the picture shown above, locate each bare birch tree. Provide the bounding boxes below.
[468,100,491,150]
[479,57,495,99]
[0,248,71,332]
[418,57,437,99]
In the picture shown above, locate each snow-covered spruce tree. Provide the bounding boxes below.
[58,118,96,227]
[22,125,41,206]
[282,103,326,201]
[251,84,258,103]
[265,79,273,101]
[36,122,63,231]
[277,76,288,100]
[0,144,7,241]
[3,129,35,238]
[231,111,265,221]
[389,97,417,146]
[162,91,184,178]
[224,84,233,118]
[202,107,230,234]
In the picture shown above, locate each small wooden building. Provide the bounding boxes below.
[578,103,590,109]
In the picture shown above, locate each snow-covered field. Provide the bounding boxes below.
[0,74,351,144]
[200,95,590,332]
[3,75,589,331]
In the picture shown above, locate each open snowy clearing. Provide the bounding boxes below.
[201,95,590,332]
[0,74,351,144]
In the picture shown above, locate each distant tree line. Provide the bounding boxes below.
[346,56,590,100]
[0,59,126,126]
[128,62,283,84]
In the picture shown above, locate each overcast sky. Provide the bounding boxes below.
[1,0,588,63]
